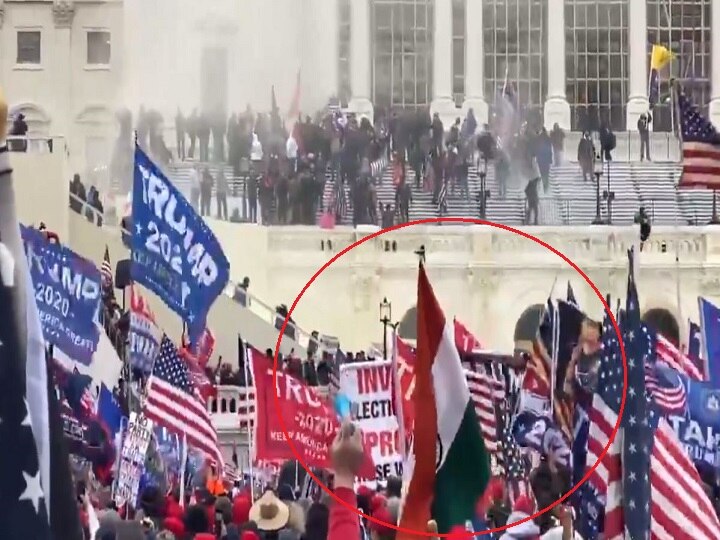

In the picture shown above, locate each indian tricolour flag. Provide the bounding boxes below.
[397,264,490,537]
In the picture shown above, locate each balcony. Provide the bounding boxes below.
[208,384,330,433]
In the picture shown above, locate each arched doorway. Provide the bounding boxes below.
[398,306,417,340]
[514,304,545,350]
[643,308,680,346]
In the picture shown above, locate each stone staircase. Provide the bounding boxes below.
[398,164,561,226]
[550,162,715,226]
[163,159,717,227]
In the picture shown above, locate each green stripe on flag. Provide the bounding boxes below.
[431,400,491,533]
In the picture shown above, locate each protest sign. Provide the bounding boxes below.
[115,413,154,507]
[340,360,404,483]
[21,225,101,364]
[250,347,375,476]
[668,379,720,469]
[129,286,161,373]
[131,146,230,345]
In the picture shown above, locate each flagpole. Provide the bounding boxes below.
[243,341,256,503]
[179,433,188,507]
[391,326,407,459]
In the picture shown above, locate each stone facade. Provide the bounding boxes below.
[192,223,720,354]
[3,0,720,176]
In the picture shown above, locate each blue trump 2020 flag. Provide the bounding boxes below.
[132,146,230,344]
[698,297,720,384]
[20,225,101,365]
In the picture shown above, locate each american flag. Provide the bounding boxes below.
[496,396,529,503]
[654,331,704,381]
[334,183,348,220]
[677,92,720,189]
[143,336,224,470]
[100,245,113,294]
[582,251,720,540]
[437,180,448,214]
[644,359,687,417]
[579,292,625,539]
[0,242,53,539]
[465,363,505,456]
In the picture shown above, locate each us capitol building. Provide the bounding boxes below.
[1,0,719,170]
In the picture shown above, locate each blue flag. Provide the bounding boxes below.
[698,297,719,383]
[132,146,230,344]
[21,225,101,364]
[97,383,123,438]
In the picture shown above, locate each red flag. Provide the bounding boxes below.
[453,319,482,354]
[250,347,374,476]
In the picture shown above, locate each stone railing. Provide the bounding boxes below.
[208,384,330,432]
[263,224,716,268]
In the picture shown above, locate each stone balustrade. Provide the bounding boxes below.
[208,384,330,433]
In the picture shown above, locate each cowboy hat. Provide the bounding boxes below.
[248,491,290,531]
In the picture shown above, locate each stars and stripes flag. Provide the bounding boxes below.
[496,394,529,504]
[676,91,720,189]
[644,359,688,417]
[0,241,53,539]
[578,291,625,539]
[654,331,705,381]
[437,180,448,214]
[465,364,505,457]
[143,336,224,470]
[581,250,720,539]
[1,144,81,540]
[100,245,113,295]
[334,183,348,220]
[625,252,720,540]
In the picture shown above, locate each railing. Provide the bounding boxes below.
[66,192,324,351]
[207,384,329,431]
[563,131,681,163]
[6,135,57,154]
[550,195,711,226]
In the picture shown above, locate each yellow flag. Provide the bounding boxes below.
[651,44,674,71]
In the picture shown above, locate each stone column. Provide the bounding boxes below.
[543,0,570,130]
[431,0,456,125]
[626,0,648,129]
[348,0,373,121]
[709,0,720,128]
[305,0,339,111]
[52,0,75,140]
[462,0,488,126]
[0,0,5,78]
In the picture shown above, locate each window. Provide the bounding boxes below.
[566,0,629,132]
[371,0,434,110]
[452,0,466,104]
[338,0,352,106]
[16,31,41,64]
[647,0,711,132]
[483,0,547,129]
[87,31,111,65]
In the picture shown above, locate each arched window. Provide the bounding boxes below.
[483,0,547,127]
[646,0,711,132]
[371,0,434,110]
[565,0,630,132]
[398,306,418,340]
[643,308,680,346]
[514,304,545,348]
